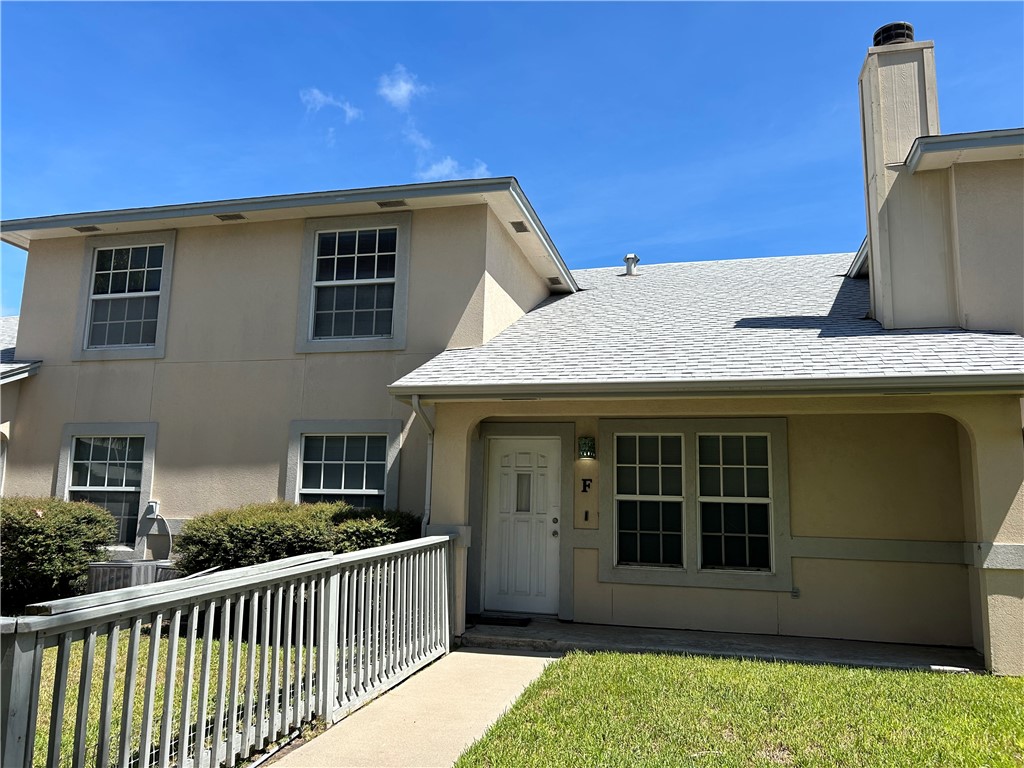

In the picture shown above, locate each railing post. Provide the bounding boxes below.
[445,538,456,652]
[1,622,40,768]
[319,569,340,720]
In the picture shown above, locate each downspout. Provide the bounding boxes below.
[411,394,434,537]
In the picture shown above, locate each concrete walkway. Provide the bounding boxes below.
[271,648,556,768]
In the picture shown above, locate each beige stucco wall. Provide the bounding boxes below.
[950,160,1024,336]
[429,394,1023,672]
[483,208,549,342]
[3,205,551,533]
[788,413,964,540]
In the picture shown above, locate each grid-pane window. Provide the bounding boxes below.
[615,434,684,567]
[88,245,163,347]
[698,434,771,571]
[69,436,144,545]
[312,228,397,339]
[300,435,388,509]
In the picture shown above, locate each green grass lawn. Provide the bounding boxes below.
[456,652,1024,768]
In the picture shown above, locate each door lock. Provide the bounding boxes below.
[552,517,558,524]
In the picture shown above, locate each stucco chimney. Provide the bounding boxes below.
[859,22,949,329]
[623,253,640,276]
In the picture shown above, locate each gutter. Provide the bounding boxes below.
[507,180,580,292]
[846,237,869,279]
[905,128,1024,174]
[410,394,435,537]
[0,361,42,384]
[390,372,1024,402]
[0,177,519,239]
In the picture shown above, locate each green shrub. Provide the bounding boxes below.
[174,501,422,575]
[174,502,336,575]
[329,505,422,543]
[334,517,399,553]
[0,496,117,614]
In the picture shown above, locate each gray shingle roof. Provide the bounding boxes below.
[0,316,40,382]
[391,253,1024,397]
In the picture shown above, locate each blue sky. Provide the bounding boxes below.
[2,2,1022,316]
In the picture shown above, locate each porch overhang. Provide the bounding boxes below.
[389,372,1024,404]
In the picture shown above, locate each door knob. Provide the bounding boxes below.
[552,530,559,537]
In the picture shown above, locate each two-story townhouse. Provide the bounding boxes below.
[2,24,1023,675]
[0,180,576,558]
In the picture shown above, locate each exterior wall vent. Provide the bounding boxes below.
[73,225,102,233]
[376,200,408,208]
[547,277,562,286]
[873,21,914,46]
[215,213,247,222]
[510,220,529,233]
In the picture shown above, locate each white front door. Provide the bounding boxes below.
[484,438,561,614]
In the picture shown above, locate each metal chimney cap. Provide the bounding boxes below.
[623,253,640,276]
[873,21,914,47]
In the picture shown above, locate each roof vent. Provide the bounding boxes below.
[624,253,640,276]
[510,220,529,233]
[376,200,407,208]
[873,21,914,47]
[546,277,562,287]
[215,213,247,222]
[73,225,102,233]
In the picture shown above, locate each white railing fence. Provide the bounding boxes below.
[1,535,454,768]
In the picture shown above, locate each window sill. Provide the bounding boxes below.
[599,562,792,592]
[296,336,405,354]
[72,345,164,362]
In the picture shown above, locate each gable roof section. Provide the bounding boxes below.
[0,177,578,294]
[0,316,41,383]
[390,253,1024,399]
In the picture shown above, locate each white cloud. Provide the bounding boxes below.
[416,156,490,182]
[300,87,362,123]
[341,101,363,124]
[378,64,426,110]
[403,125,433,151]
[300,87,342,113]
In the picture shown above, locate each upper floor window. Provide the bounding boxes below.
[73,232,176,361]
[88,244,163,347]
[296,213,411,354]
[313,228,397,339]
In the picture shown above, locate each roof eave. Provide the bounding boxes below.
[0,361,42,384]
[389,372,1024,403]
[905,128,1024,174]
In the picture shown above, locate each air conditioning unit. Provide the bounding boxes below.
[87,560,180,593]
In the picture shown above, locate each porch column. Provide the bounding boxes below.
[957,397,1024,675]
[426,405,477,637]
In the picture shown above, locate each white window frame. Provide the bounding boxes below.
[295,213,411,354]
[598,418,792,592]
[298,433,390,508]
[72,231,176,361]
[55,422,158,557]
[695,432,774,573]
[612,432,686,568]
[284,419,402,507]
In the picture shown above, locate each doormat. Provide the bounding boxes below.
[468,614,532,627]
